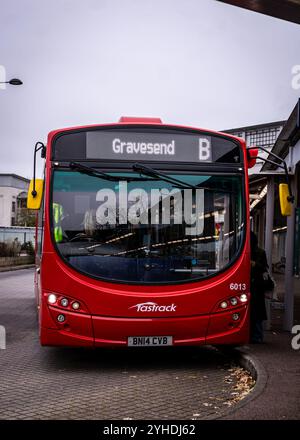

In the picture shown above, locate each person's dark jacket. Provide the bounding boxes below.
[250,246,268,321]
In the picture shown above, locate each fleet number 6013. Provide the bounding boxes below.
[229,283,246,291]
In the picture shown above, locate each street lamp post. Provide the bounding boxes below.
[0,78,23,85]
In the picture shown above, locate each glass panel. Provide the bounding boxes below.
[52,170,244,283]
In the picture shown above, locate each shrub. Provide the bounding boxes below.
[21,241,35,255]
[0,239,22,257]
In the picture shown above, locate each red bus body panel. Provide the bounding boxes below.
[37,121,251,347]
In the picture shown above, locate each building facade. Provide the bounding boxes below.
[0,174,30,227]
[261,100,300,330]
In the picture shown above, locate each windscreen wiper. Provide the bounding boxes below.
[69,162,156,182]
[132,163,197,189]
[132,163,239,193]
[70,162,120,181]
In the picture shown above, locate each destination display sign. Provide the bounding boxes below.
[87,131,213,163]
[53,129,242,163]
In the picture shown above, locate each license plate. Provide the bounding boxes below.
[127,336,173,347]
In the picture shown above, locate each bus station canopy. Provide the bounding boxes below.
[217,0,300,25]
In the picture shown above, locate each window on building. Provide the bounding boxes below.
[246,126,283,149]
[231,131,245,139]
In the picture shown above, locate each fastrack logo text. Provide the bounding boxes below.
[129,302,177,312]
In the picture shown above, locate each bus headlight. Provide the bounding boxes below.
[60,298,69,307]
[240,294,248,303]
[216,293,249,312]
[220,301,228,309]
[232,313,240,321]
[46,293,86,313]
[48,294,57,304]
[71,301,80,310]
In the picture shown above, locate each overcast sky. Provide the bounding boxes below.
[0,0,300,178]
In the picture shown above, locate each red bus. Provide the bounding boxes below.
[28,117,258,348]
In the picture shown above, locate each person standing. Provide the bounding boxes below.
[250,231,268,343]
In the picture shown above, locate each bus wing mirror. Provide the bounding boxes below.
[28,141,46,210]
[279,183,292,216]
[27,179,44,210]
[247,148,258,168]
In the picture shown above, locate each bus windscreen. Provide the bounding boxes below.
[51,170,244,284]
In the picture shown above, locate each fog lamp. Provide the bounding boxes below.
[232,313,240,321]
[57,314,65,323]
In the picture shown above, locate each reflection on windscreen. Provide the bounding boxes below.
[52,171,244,283]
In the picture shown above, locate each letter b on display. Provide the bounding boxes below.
[199,138,211,161]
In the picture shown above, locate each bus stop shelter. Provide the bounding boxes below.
[261,101,300,330]
[217,0,300,25]
[216,0,300,331]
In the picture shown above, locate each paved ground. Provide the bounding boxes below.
[223,332,300,420]
[222,272,300,420]
[0,269,246,420]
[271,273,300,328]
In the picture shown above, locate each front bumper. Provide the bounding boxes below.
[40,304,249,347]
